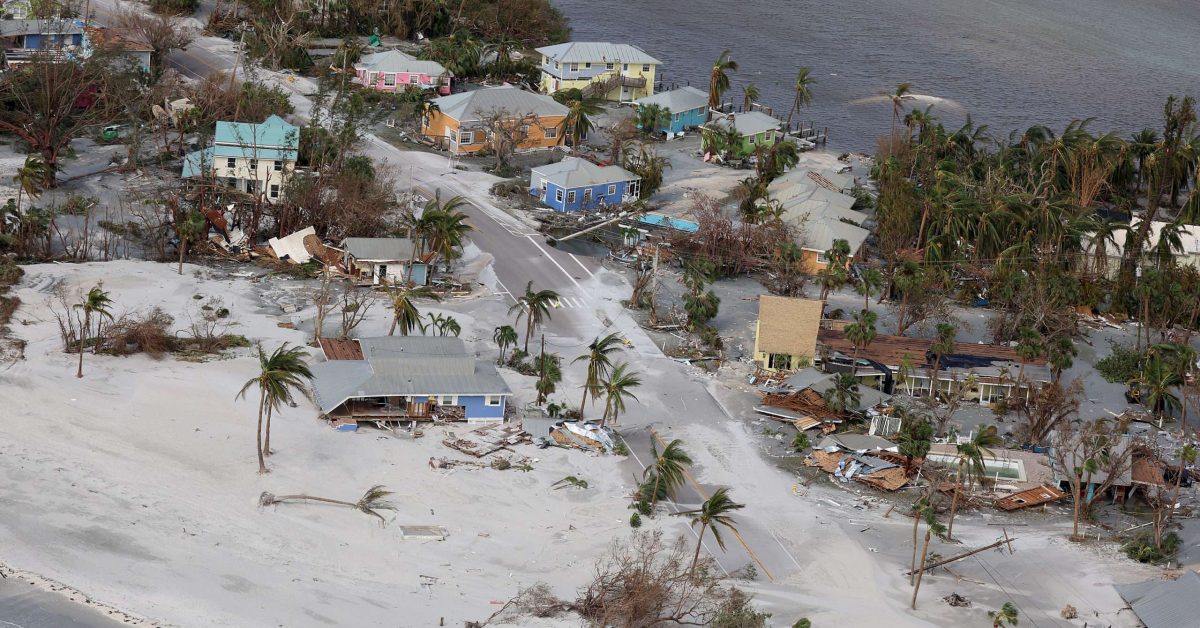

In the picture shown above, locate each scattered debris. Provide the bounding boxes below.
[1060,604,1077,619]
[994,485,1068,511]
[548,421,615,452]
[399,526,448,541]
[943,593,971,607]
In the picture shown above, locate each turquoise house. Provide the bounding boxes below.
[530,157,641,212]
[182,114,299,201]
[634,86,708,135]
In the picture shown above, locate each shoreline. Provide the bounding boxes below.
[0,561,162,627]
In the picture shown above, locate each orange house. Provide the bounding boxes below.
[422,86,568,155]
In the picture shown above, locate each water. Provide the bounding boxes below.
[0,581,128,628]
[551,0,1200,152]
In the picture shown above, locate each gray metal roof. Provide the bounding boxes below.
[311,336,511,414]
[705,111,780,136]
[817,433,898,453]
[0,18,82,36]
[341,237,416,262]
[635,86,708,113]
[531,157,639,189]
[355,50,449,76]
[431,86,567,123]
[1115,571,1200,628]
[535,42,660,65]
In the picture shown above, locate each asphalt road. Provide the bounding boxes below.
[122,24,806,583]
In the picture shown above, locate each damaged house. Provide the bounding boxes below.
[312,337,511,426]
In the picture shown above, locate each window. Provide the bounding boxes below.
[768,353,791,370]
[484,395,503,407]
[368,72,377,84]
[642,64,650,72]
[225,157,235,169]
[566,191,576,204]
[674,113,681,121]
[383,73,395,86]
[622,63,628,71]
[248,159,258,171]
[554,61,560,69]
[269,184,280,199]
[544,127,557,138]
[584,62,591,68]
[437,395,457,405]
[607,184,617,195]
[410,74,419,85]
[458,130,473,144]
[570,63,578,71]
[555,189,564,202]
[246,180,259,194]
[605,62,614,71]
[226,177,237,188]
[273,160,283,172]
[816,252,829,264]
[583,189,592,204]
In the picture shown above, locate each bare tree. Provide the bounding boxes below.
[312,269,337,343]
[115,9,196,76]
[338,285,376,339]
[1011,378,1082,446]
[477,108,554,170]
[1053,420,1134,540]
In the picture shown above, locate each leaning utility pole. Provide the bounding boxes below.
[648,244,660,326]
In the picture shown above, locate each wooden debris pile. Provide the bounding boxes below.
[804,449,914,491]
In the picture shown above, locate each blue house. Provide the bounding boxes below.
[311,336,511,425]
[634,86,709,136]
[530,157,641,212]
[0,19,84,63]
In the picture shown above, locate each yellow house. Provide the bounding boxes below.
[421,86,568,155]
[181,114,299,203]
[753,295,823,371]
[536,42,659,102]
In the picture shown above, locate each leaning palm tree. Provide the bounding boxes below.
[74,284,114,378]
[260,485,395,526]
[492,325,518,365]
[565,97,603,155]
[946,424,1002,539]
[573,332,624,418]
[989,602,1019,627]
[508,281,559,353]
[645,438,692,510]
[176,210,207,275]
[1129,355,1183,424]
[388,284,442,336]
[237,343,313,473]
[685,487,745,574]
[890,82,912,138]
[741,82,759,112]
[600,362,641,428]
[12,154,46,213]
[855,267,884,313]
[707,49,738,120]
[785,67,815,128]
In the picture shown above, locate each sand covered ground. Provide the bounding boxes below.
[0,259,1164,627]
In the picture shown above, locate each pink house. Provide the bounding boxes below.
[354,50,452,95]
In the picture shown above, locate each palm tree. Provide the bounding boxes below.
[644,438,692,511]
[890,82,912,138]
[786,67,815,129]
[845,309,877,362]
[508,281,559,353]
[707,49,738,120]
[176,211,207,275]
[928,323,957,401]
[1014,327,1044,392]
[989,602,1019,627]
[573,332,624,418]
[565,97,603,155]
[636,103,671,136]
[260,485,395,526]
[600,361,641,428]
[823,372,861,415]
[492,325,517,365]
[237,343,313,473]
[12,154,46,213]
[855,267,884,313]
[685,487,745,574]
[1129,355,1183,423]
[911,503,946,610]
[422,199,473,279]
[946,424,1002,539]
[74,285,113,378]
[388,284,442,336]
[742,82,759,112]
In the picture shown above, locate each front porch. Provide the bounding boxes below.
[327,398,466,424]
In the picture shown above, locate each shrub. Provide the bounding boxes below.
[149,0,199,15]
[1123,531,1181,564]
[629,513,642,528]
[1095,342,1144,383]
[792,431,810,452]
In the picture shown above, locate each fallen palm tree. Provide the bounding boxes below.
[259,485,396,526]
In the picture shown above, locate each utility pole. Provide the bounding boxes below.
[537,334,547,405]
[648,244,660,326]
[230,26,246,119]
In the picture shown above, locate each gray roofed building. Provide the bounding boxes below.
[634,85,708,112]
[536,41,660,65]
[311,336,511,417]
[0,18,82,37]
[705,111,781,137]
[354,49,449,77]
[341,237,416,262]
[817,433,899,453]
[531,157,639,189]
[431,86,568,123]
[1115,571,1200,628]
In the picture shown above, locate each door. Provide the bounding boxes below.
[583,189,593,207]
[376,264,387,284]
